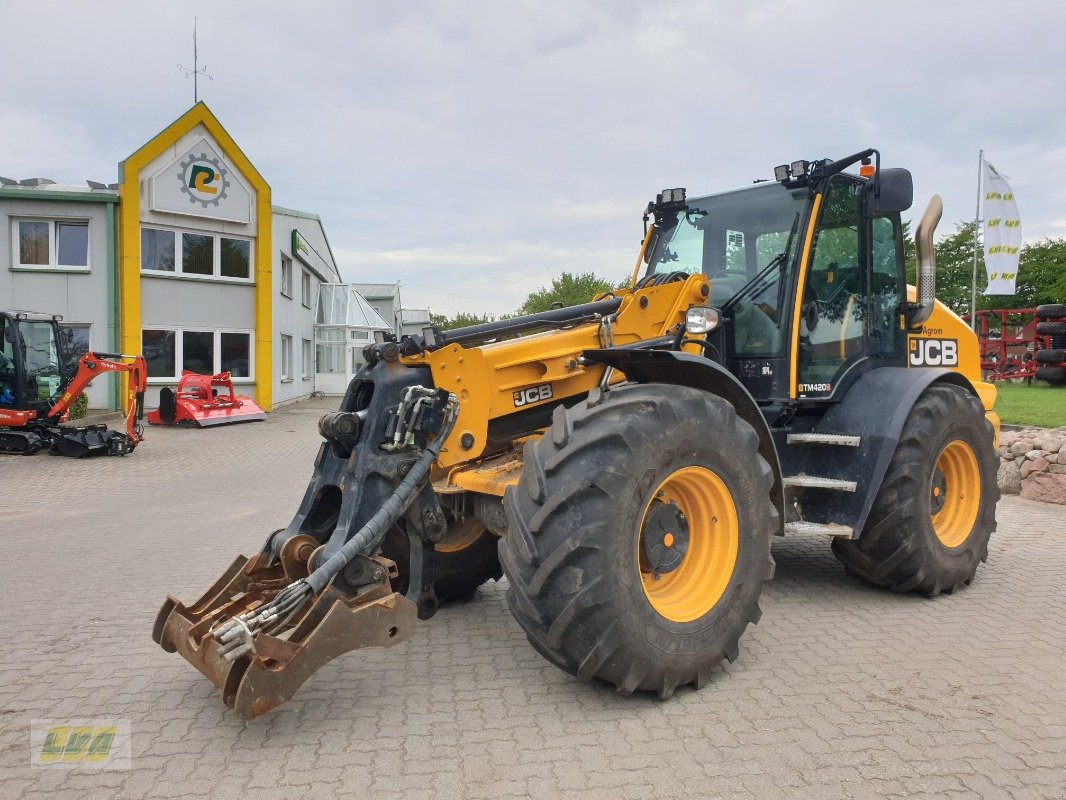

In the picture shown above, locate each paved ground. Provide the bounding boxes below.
[2,398,1064,800]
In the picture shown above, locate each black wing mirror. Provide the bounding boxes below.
[867,168,913,216]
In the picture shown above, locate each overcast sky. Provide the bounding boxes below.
[2,1,1064,316]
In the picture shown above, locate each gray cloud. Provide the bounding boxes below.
[2,0,1063,315]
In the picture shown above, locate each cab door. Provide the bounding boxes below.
[794,174,907,399]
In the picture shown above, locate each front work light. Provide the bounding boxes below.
[774,164,790,182]
[685,306,722,336]
[658,188,686,204]
[790,160,810,178]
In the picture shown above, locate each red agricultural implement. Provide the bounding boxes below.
[965,304,1066,384]
[147,371,266,427]
[967,308,1048,383]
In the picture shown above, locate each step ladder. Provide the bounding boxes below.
[782,431,862,538]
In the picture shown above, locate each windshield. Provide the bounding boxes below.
[646,183,809,355]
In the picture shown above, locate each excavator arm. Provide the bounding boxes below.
[47,351,148,446]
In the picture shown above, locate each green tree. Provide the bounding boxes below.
[517,271,616,315]
[905,221,1066,315]
[429,311,498,331]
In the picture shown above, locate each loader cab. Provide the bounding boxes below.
[0,311,68,416]
[645,161,909,404]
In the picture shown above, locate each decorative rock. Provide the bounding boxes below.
[1025,449,1043,461]
[1034,434,1064,453]
[1010,441,1030,456]
[1047,453,1059,464]
[1030,457,1049,473]
[1019,471,1066,504]
[1050,464,1066,475]
[997,460,1022,494]
[1020,461,1035,479]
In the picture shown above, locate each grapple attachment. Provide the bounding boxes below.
[152,534,416,719]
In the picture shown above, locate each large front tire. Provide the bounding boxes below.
[499,383,777,698]
[832,384,999,596]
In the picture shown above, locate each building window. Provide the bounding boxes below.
[58,323,91,375]
[349,330,370,341]
[351,346,367,373]
[315,329,344,374]
[57,223,89,267]
[142,330,177,378]
[280,335,293,380]
[140,226,253,282]
[182,330,214,373]
[182,233,213,276]
[13,219,89,269]
[281,255,293,297]
[301,270,312,308]
[221,238,251,279]
[302,339,313,380]
[221,332,251,378]
[141,228,175,272]
[141,328,253,381]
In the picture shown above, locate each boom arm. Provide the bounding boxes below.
[49,351,148,445]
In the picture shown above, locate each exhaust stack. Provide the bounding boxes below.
[910,194,943,327]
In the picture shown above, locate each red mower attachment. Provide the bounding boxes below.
[147,371,266,428]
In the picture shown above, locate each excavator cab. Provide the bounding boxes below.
[0,311,68,418]
[0,309,147,456]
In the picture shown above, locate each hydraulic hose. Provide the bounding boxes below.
[213,395,458,661]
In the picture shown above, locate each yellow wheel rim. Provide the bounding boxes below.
[435,517,486,554]
[638,466,739,623]
[930,439,981,548]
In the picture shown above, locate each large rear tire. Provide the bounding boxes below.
[499,383,777,698]
[832,384,998,596]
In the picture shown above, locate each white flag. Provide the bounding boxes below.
[982,160,1022,295]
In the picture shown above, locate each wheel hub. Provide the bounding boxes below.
[930,468,947,514]
[641,501,690,575]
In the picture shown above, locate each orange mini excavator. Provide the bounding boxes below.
[0,310,146,457]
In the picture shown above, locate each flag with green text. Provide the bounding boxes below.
[982,160,1022,295]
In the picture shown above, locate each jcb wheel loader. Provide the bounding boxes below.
[155,149,1000,718]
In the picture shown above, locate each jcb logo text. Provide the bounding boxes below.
[909,338,958,367]
[513,384,553,407]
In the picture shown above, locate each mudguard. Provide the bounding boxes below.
[582,348,785,534]
[792,367,979,535]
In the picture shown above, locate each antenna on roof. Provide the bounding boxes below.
[177,17,213,103]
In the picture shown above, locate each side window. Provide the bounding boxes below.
[870,217,903,356]
[797,176,865,393]
[0,318,15,405]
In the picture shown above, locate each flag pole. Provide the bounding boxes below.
[970,149,983,330]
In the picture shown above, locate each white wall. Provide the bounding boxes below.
[272,209,341,406]
[0,193,115,409]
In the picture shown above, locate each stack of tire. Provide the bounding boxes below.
[1035,303,1066,386]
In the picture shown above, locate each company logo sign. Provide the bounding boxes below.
[908,337,959,367]
[513,383,553,408]
[177,153,230,208]
[31,719,131,770]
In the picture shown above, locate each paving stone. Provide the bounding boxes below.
[2,398,1064,799]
